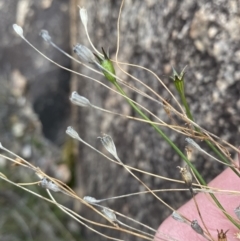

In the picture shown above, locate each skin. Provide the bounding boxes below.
[156,168,240,241]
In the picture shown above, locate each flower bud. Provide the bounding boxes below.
[13,24,24,37]
[66,126,81,140]
[79,7,88,28]
[73,44,96,63]
[83,196,99,204]
[39,29,52,44]
[70,91,91,107]
[94,48,116,83]
[163,98,171,116]
[102,208,117,222]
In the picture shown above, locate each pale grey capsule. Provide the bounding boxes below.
[83,196,99,204]
[13,24,24,37]
[102,208,117,222]
[70,91,91,107]
[40,177,61,192]
[191,220,203,235]
[39,30,51,44]
[73,44,96,63]
[99,135,119,160]
[171,211,186,223]
[234,206,240,220]
[66,126,80,140]
[79,7,88,28]
[185,138,201,151]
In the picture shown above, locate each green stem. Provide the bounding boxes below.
[210,193,240,228]
[114,81,205,185]
[180,93,239,177]
[114,81,240,229]
[179,90,240,228]
[180,93,193,121]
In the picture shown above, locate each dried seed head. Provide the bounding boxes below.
[12,158,24,167]
[70,91,91,107]
[98,134,119,161]
[102,208,117,222]
[66,126,81,140]
[185,145,193,161]
[191,220,203,235]
[39,177,61,192]
[177,166,192,188]
[83,196,99,204]
[13,24,24,37]
[39,29,51,44]
[171,211,186,223]
[217,229,228,241]
[73,44,96,63]
[163,98,171,116]
[79,7,88,28]
[234,205,240,220]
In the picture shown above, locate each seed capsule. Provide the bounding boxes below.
[178,166,192,187]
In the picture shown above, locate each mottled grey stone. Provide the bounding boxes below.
[1,1,240,241]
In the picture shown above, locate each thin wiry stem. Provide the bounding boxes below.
[0,174,157,240]
[17,26,239,165]
[10,2,240,238]
[0,149,191,240]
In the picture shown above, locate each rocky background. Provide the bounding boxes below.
[0,0,240,241]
